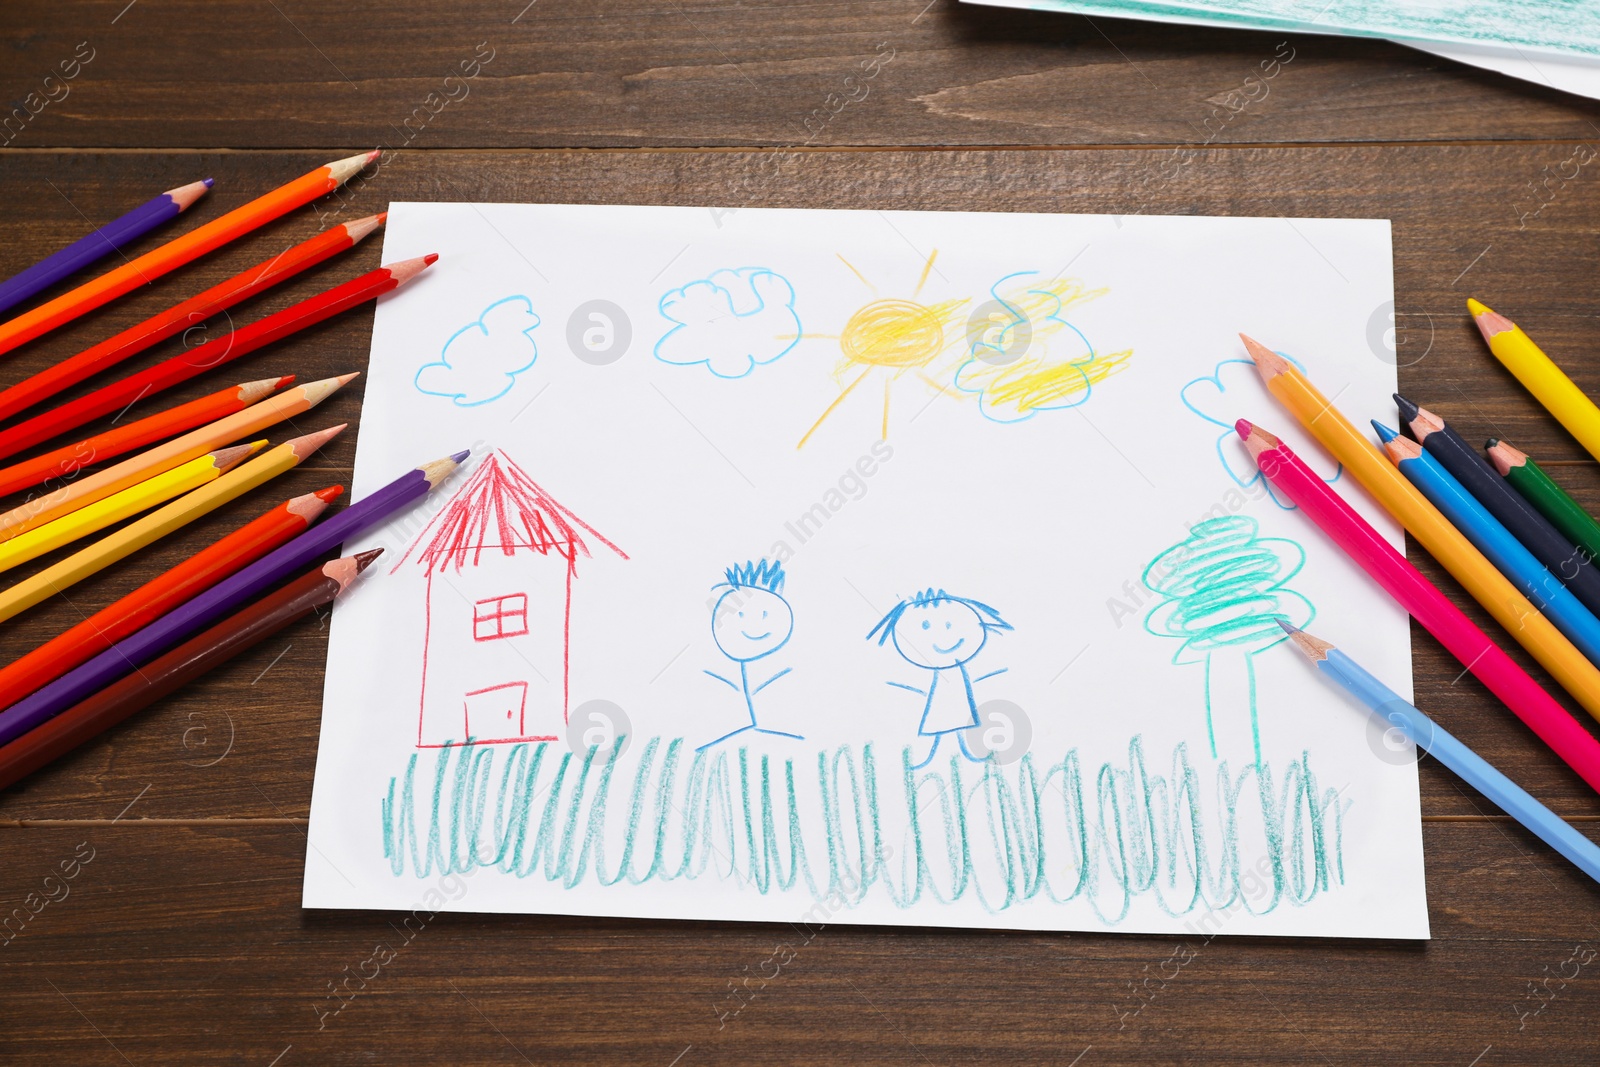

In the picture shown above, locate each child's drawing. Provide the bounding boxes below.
[1180,355,1341,509]
[698,559,805,751]
[1142,516,1313,768]
[397,450,627,748]
[654,267,802,378]
[952,273,1133,424]
[415,295,541,406]
[868,588,1012,769]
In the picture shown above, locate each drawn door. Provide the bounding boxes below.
[463,681,529,742]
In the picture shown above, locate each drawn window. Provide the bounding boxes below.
[473,593,528,641]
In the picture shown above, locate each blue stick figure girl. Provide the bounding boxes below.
[867,589,1012,769]
[699,559,805,751]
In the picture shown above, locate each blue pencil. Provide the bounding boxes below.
[0,179,212,316]
[1375,421,1600,668]
[1279,621,1600,887]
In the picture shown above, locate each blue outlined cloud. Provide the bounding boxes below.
[1180,354,1342,510]
[655,267,801,379]
[416,296,540,406]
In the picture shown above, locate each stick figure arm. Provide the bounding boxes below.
[704,669,740,690]
[886,681,926,695]
[752,667,792,693]
[972,668,1009,683]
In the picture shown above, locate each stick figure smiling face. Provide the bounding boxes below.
[891,598,989,669]
[713,586,794,662]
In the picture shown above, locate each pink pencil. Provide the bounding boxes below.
[1239,418,1600,794]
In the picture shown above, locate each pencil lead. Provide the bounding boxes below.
[313,485,345,503]
[354,547,384,572]
[450,449,471,463]
[1392,393,1420,425]
[1234,417,1252,438]
[165,179,213,211]
[285,424,346,461]
[1276,618,1298,634]
[1238,420,1280,460]
[1485,437,1498,450]
[274,374,297,390]
[1371,419,1399,444]
[1238,335,1291,380]
[1467,298,1516,342]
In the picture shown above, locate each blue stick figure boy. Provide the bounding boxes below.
[699,559,805,751]
[867,589,1012,769]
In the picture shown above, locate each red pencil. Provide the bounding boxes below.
[0,376,292,500]
[0,485,341,712]
[0,254,435,463]
[0,214,384,424]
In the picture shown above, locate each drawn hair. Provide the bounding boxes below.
[866,588,1013,645]
[720,558,786,595]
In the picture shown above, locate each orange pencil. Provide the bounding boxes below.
[0,151,378,358]
[0,376,292,500]
[0,373,356,541]
[0,213,383,423]
[0,486,342,711]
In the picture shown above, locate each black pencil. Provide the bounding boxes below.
[1396,393,1600,616]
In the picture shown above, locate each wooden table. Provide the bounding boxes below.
[3,2,1599,1062]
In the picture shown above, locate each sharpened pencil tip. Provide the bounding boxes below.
[1393,393,1420,425]
[1234,417,1252,439]
[423,252,439,266]
[1280,622,1334,661]
[1238,335,1289,380]
[1276,618,1297,634]
[1466,297,1490,317]
[202,177,215,188]
[1467,298,1516,342]
[314,485,345,503]
[286,423,346,461]
[165,179,214,211]
[1371,419,1399,444]
[450,449,470,463]
[354,547,384,571]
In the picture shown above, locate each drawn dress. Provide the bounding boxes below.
[919,664,980,735]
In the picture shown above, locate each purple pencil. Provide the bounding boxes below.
[0,450,467,746]
[0,180,213,317]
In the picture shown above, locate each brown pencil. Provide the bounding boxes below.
[0,549,382,791]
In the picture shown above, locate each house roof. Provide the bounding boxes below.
[397,450,625,574]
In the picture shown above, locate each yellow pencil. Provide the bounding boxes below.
[0,426,345,624]
[1469,299,1600,463]
[0,442,264,577]
[1240,334,1600,721]
[0,372,357,543]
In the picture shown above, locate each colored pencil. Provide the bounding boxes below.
[0,377,290,500]
[1397,395,1600,616]
[1375,423,1600,668]
[0,450,467,747]
[0,549,380,791]
[1470,299,1600,464]
[1281,622,1600,887]
[0,486,340,712]
[0,152,378,358]
[0,426,343,625]
[0,373,355,542]
[0,213,383,423]
[1240,420,1600,793]
[0,180,212,317]
[1489,438,1600,568]
[0,442,263,578]
[1240,335,1600,721]
[0,256,433,462]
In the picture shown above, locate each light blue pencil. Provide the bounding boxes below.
[1375,420,1600,670]
[1279,620,1600,887]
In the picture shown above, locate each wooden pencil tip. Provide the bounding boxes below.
[1467,298,1516,342]
[165,179,214,211]
[1234,417,1252,439]
[354,547,384,572]
[1409,404,1444,439]
[385,255,437,285]
[1280,622,1334,661]
[1486,438,1526,477]
[343,213,386,245]
[335,371,361,385]
[421,451,470,489]
[324,549,382,593]
[1238,335,1290,379]
[301,375,356,408]
[213,441,265,472]
[237,377,286,405]
[1383,434,1422,463]
[326,151,379,186]
[286,423,347,462]
[364,148,382,164]
[314,485,345,503]
[286,488,336,522]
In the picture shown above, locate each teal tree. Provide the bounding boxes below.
[1142,515,1314,768]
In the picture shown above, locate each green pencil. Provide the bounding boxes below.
[1487,438,1600,565]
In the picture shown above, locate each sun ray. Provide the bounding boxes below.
[836,254,876,292]
[797,366,873,449]
[913,248,939,297]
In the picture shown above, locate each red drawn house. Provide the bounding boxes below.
[398,450,625,747]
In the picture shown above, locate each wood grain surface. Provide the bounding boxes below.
[3,1,1600,1063]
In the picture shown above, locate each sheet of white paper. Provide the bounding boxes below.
[965,0,1600,101]
[304,202,1428,939]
